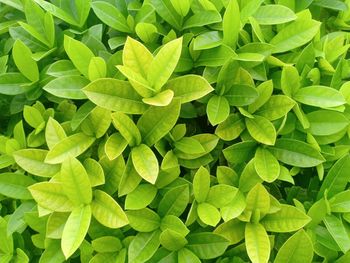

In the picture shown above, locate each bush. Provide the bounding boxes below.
[1,0,350,262]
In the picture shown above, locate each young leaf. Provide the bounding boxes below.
[274,230,313,263]
[197,202,221,226]
[64,35,94,78]
[12,39,39,82]
[0,173,35,200]
[253,5,296,25]
[246,115,276,145]
[125,184,157,210]
[111,112,141,147]
[207,95,230,125]
[186,233,229,259]
[61,205,91,259]
[137,99,181,146]
[91,190,128,229]
[245,223,270,263]
[147,38,182,91]
[193,166,210,203]
[254,147,280,183]
[128,231,161,263]
[131,144,159,184]
[222,0,240,49]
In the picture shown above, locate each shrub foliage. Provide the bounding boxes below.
[1,0,350,262]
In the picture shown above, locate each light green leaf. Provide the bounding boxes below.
[207,95,230,125]
[330,190,350,213]
[12,39,39,82]
[294,86,346,108]
[13,149,60,177]
[281,66,300,96]
[323,214,350,253]
[193,166,210,203]
[222,0,240,48]
[165,75,214,103]
[45,117,67,150]
[253,5,296,25]
[142,89,174,106]
[91,190,128,228]
[137,99,181,146]
[148,38,182,91]
[224,85,259,106]
[307,110,349,136]
[126,208,160,232]
[128,230,161,263]
[83,78,148,114]
[246,115,276,145]
[245,223,270,263]
[43,76,89,99]
[45,133,95,164]
[104,133,128,160]
[111,112,141,147]
[61,157,92,205]
[61,205,91,259]
[215,113,245,141]
[186,232,229,259]
[88,57,106,81]
[64,35,94,78]
[245,183,270,219]
[261,204,311,232]
[270,138,325,168]
[274,230,313,263]
[29,182,74,212]
[254,148,280,183]
[125,184,157,210]
[270,19,320,53]
[255,95,295,121]
[214,219,245,245]
[0,173,35,199]
[123,37,153,77]
[158,184,189,217]
[91,1,131,33]
[131,144,159,184]
[197,202,221,226]
[160,229,187,251]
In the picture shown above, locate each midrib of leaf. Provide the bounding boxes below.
[131,231,160,260]
[84,90,144,105]
[130,43,150,78]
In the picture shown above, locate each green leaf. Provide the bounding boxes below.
[149,0,182,30]
[45,117,67,150]
[177,248,201,263]
[12,39,39,82]
[29,182,74,212]
[193,166,210,203]
[0,173,35,199]
[64,35,94,78]
[330,190,350,213]
[158,184,189,217]
[253,5,296,25]
[306,110,349,136]
[91,190,128,228]
[170,0,190,16]
[43,76,89,100]
[254,148,280,183]
[214,219,245,245]
[147,38,182,91]
[246,115,276,145]
[225,84,259,106]
[61,205,91,259]
[274,230,313,263]
[84,158,105,187]
[160,229,187,251]
[183,10,222,29]
[125,184,157,210]
[294,86,346,108]
[197,202,221,226]
[255,95,295,121]
[270,19,320,53]
[206,185,238,208]
[186,232,229,259]
[142,89,174,106]
[83,78,148,114]
[318,154,350,199]
[270,138,325,168]
[215,113,245,141]
[174,137,205,155]
[131,144,159,184]
[111,112,141,147]
[245,183,270,219]
[23,105,44,129]
[261,204,311,232]
[165,75,214,103]
[222,0,240,48]
[193,31,222,50]
[128,230,161,263]
[137,99,181,146]
[281,66,300,96]
[323,214,350,253]
[92,236,122,253]
[61,157,92,205]
[45,133,95,164]
[13,149,60,177]
[207,95,230,125]
[91,1,131,32]
[160,215,189,236]
[88,57,106,81]
[81,106,111,139]
[245,223,270,263]
[126,208,160,232]
[104,133,128,160]
[123,37,153,78]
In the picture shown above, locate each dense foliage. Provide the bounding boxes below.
[1,0,350,262]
